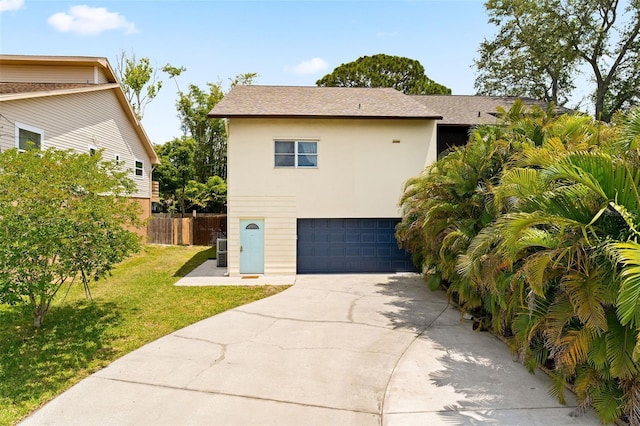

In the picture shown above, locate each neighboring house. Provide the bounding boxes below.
[0,54,160,222]
[413,95,573,155]
[208,85,442,276]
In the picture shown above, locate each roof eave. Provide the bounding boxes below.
[0,83,120,101]
[207,113,443,120]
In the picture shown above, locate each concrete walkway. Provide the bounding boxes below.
[173,259,296,286]
[22,274,600,425]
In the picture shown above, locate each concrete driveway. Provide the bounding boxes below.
[22,274,599,425]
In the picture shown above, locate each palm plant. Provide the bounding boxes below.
[397,123,510,313]
[460,109,640,424]
[399,104,640,424]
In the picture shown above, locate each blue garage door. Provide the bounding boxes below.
[297,218,416,273]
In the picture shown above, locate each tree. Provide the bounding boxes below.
[115,51,185,121]
[0,148,141,328]
[316,54,451,95]
[153,136,197,215]
[176,73,258,181]
[475,0,640,122]
[474,0,578,106]
[115,50,162,120]
[184,176,227,213]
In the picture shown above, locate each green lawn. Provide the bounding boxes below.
[0,245,288,426]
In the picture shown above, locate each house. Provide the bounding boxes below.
[209,86,572,276]
[208,85,442,275]
[0,54,160,222]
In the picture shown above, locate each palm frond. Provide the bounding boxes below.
[555,328,596,374]
[547,370,568,405]
[610,242,640,327]
[562,272,608,332]
[521,251,553,297]
[605,312,639,380]
[590,382,625,425]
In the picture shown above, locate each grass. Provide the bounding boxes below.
[0,245,288,426]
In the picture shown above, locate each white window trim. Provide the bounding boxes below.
[134,158,144,178]
[114,154,121,165]
[274,140,318,168]
[15,122,44,151]
[88,144,98,156]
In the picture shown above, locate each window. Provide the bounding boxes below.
[134,159,144,177]
[114,154,121,165]
[15,122,43,151]
[88,144,98,156]
[274,140,317,168]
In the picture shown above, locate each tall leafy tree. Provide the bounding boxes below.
[0,148,141,328]
[475,0,578,106]
[475,0,640,122]
[153,136,197,215]
[176,73,257,181]
[176,83,226,181]
[316,54,451,95]
[115,50,185,121]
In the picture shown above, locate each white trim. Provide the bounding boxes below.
[88,143,98,155]
[15,122,44,150]
[134,158,144,178]
[274,139,318,168]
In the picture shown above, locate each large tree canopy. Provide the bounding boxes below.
[475,0,640,122]
[316,54,451,95]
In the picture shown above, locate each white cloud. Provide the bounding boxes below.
[48,5,137,36]
[377,31,399,38]
[285,57,329,75]
[0,0,24,13]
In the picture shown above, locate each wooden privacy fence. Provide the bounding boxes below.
[146,214,227,246]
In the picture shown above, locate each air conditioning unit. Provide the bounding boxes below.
[216,238,227,267]
[217,251,227,267]
[217,238,227,252]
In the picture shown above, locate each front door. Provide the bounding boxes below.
[240,219,264,274]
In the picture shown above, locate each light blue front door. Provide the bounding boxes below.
[240,219,264,274]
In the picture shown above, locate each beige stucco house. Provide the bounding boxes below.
[208,85,442,276]
[0,54,160,221]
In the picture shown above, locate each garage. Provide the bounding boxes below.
[297,218,417,274]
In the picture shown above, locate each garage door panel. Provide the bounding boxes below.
[297,218,416,273]
[346,247,361,257]
[328,233,346,243]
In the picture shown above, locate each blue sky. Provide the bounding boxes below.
[1,0,494,145]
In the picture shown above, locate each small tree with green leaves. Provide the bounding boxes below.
[0,148,142,328]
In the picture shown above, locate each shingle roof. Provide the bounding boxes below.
[208,85,442,119]
[0,82,96,94]
[412,95,573,125]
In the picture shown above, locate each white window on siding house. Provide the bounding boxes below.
[274,140,318,168]
[134,159,144,178]
[115,154,121,165]
[88,144,98,156]
[15,122,43,151]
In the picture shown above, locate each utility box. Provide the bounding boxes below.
[216,238,227,267]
